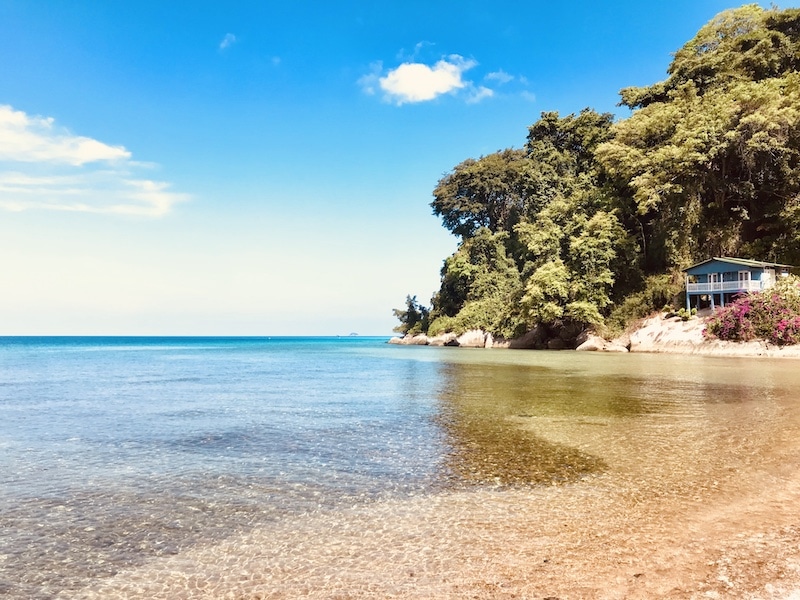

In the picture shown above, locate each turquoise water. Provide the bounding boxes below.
[0,337,448,598]
[4,337,800,598]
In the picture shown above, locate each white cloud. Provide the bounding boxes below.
[0,105,130,165]
[466,85,494,104]
[0,105,187,217]
[219,33,237,50]
[485,70,514,85]
[373,55,481,105]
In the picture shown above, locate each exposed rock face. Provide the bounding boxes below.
[388,334,430,346]
[484,333,494,348]
[558,322,583,343]
[575,335,607,352]
[622,313,800,357]
[389,322,595,351]
[388,314,800,357]
[575,334,631,353]
[508,325,548,349]
[456,329,488,348]
[428,333,458,347]
[628,315,705,352]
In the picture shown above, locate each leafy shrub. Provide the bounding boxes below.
[427,296,527,340]
[705,275,800,345]
[604,273,684,335]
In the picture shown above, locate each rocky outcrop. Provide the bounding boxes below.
[428,333,458,346]
[575,335,607,351]
[621,313,800,357]
[508,325,548,349]
[390,323,591,350]
[575,334,630,353]
[456,329,487,348]
[389,314,800,358]
[388,334,430,345]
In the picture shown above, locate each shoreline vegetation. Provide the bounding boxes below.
[393,5,800,354]
[389,309,800,358]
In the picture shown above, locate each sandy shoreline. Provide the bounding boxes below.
[62,479,800,599]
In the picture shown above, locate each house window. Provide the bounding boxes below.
[738,271,751,283]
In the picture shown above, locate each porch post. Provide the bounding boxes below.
[685,275,690,311]
[711,293,715,310]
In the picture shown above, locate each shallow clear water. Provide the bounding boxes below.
[2,337,800,598]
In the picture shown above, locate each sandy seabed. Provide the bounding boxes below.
[61,389,800,600]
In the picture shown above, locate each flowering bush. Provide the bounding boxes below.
[704,275,800,345]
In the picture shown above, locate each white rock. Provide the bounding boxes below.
[457,329,487,348]
[575,335,606,352]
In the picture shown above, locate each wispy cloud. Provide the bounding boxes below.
[0,105,187,217]
[360,55,489,105]
[219,33,237,50]
[485,70,514,85]
[466,85,494,104]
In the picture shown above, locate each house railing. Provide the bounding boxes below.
[686,280,765,294]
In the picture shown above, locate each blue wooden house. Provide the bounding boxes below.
[683,257,793,310]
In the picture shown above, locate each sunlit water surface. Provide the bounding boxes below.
[2,337,800,598]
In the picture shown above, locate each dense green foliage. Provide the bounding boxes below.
[392,295,429,335]
[395,5,800,339]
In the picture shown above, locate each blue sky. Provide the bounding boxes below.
[0,1,793,335]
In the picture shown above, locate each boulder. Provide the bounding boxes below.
[457,329,487,348]
[614,333,632,351]
[604,343,630,353]
[558,322,584,342]
[428,333,458,346]
[509,325,549,349]
[547,338,567,350]
[391,334,429,345]
[575,335,607,352]
[574,329,592,347]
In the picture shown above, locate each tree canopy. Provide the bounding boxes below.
[395,4,800,340]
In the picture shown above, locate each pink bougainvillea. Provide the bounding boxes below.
[704,276,800,345]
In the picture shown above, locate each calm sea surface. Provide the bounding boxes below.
[2,337,800,598]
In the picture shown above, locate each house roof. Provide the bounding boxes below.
[683,257,794,273]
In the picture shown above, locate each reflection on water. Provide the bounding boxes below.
[428,350,800,495]
[435,362,607,486]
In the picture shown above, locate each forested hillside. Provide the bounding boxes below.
[395,4,800,340]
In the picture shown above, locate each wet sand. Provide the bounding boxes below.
[63,371,800,600]
[60,479,800,599]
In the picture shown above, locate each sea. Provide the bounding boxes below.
[2,336,800,598]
